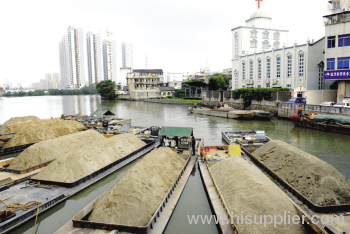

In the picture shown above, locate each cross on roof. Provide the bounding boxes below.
[256,0,263,9]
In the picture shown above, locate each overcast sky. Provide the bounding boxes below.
[0,0,329,87]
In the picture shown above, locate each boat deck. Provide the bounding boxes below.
[198,158,235,234]
[0,140,159,233]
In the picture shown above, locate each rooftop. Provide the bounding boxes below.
[133,69,163,73]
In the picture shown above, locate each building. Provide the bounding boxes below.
[59,26,85,88]
[231,3,289,58]
[127,69,164,91]
[231,1,332,94]
[159,87,176,97]
[169,80,182,89]
[165,73,185,83]
[103,40,117,82]
[122,42,133,68]
[87,32,103,85]
[119,67,132,87]
[323,0,350,101]
[53,73,61,88]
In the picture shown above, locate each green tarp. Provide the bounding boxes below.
[159,126,193,137]
[310,115,350,125]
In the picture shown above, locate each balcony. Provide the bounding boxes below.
[323,11,350,26]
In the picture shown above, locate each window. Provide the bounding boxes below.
[249,60,253,79]
[234,70,239,89]
[327,58,335,70]
[287,84,291,88]
[287,54,292,77]
[257,59,262,79]
[327,36,336,48]
[266,57,271,78]
[234,33,239,57]
[242,61,246,80]
[318,62,324,90]
[299,52,305,77]
[273,32,280,40]
[250,30,257,38]
[338,57,350,69]
[250,39,257,48]
[262,31,269,39]
[339,34,350,47]
[262,40,269,49]
[333,1,340,9]
[273,41,280,49]
[276,55,281,78]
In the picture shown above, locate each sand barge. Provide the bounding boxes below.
[0,116,40,131]
[87,147,186,226]
[3,118,86,148]
[32,133,147,184]
[7,130,105,170]
[210,157,307,233]
[252,140,350,206]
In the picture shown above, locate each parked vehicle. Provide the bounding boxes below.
[333,102,350,108]
[287,97,306,104]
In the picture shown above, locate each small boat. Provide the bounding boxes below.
[251,110,275,120]
[227,110,254,119]
[222,130,270,152]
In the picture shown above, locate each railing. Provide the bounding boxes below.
[323,12,350,26]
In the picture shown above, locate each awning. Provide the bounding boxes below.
[159,126,193,137]
[91,109,115,116]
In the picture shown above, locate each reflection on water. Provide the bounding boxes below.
[1,95,350,233]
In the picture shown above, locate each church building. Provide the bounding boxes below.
[231,0,332,93]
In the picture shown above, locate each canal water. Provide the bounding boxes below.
[1,95,349,233]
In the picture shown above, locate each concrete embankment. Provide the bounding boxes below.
[144,98,200,105]
[210,157,307,233]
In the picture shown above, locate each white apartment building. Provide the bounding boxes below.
[59,26,85,88]
[53,73,60,88]
[87,32,103,85]
[103,40,117,82]
[122,42,133,68]
[324,0,350,101]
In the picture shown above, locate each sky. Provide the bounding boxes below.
[0,0,329,87]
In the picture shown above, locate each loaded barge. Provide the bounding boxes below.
[199,130,350,233]
[189,107,274,120]
[0,138,160,233]
[56,136,204,234]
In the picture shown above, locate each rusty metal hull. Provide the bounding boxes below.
[292,118,350,135]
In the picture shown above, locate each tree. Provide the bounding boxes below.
[96,80,116,99]
[208,74,227,90]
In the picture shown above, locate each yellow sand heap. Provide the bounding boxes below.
[7,130,105,170]
[0,116,40,133]
[3,119,86,148]
[88,147,186,226]
[32,133,147,183]
[252,140,350,206]
[210,157,307,233]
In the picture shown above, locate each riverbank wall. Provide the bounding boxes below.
[202,91,291,114]
[143,99,198,105]
[278,103,350,118]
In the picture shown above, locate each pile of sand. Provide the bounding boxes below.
[32,133,147,183]
[252,140,350,206]
[88,147,186,226]
[210,157,306,233]
[3,119,86,148]
[8,130,105,170]
[0,116,40,133]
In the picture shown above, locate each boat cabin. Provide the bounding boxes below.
[159,126,193,149]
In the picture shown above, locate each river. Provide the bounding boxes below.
[0,95,349,233]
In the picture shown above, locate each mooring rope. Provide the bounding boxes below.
[0,198,41,234]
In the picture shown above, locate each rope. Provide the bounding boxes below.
[25,181,56,189]
[0,199,41,233]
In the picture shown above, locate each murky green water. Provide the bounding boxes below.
[1,95,349,233]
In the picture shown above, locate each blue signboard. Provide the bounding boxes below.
[324,70,350,80]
